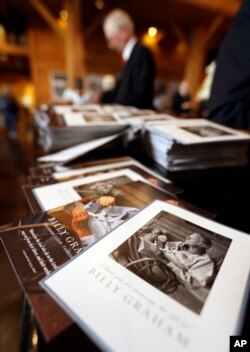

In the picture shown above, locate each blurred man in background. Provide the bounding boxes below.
[171,79,192,117]
[94,9,155,109]
[209,0,250,130]
[0,87,19,139]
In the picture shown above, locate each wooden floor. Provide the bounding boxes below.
[0,127,34,352]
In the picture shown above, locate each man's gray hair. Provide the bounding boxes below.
[104,8,134,34]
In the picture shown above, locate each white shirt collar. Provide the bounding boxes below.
[122,37,137,61]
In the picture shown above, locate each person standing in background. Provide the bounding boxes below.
[93,9,155,109]
[171,80,192,116]
[195,61,216,118]
[209,0,250,130]
[0,87,19,139]
[62,78,91,105]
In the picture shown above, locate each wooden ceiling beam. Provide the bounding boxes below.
[84,14,104,41]
[29,0,65,41]
[0,43,30,56]
[184,26,206,96]
[201,15,225,48]
[64,0,86,88]
[176,0,240,17]
[169,21,188,47]
[183,14,225,97]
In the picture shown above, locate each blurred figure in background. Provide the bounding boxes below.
[0,87,19,139]
[196,61,216,118]
[62,78,91,105]
[209,0,250,130]
[93,8,155,109]
[171,79,192,117]
[101,74,116,93]
[153,81,168,112]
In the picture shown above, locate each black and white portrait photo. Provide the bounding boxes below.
[84,114,117,123]
[110,210,232,314]
[71,176,170,247]
[181,125,232,138]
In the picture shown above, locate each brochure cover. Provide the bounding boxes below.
[24,166,212,220]
[145,119,250,145]
[29,163,65,177]
[42,200,250,352]
[36,134,123,164]
[27,158,181,196]
[28,156,133,176]
[60,112,122,127]
[0,180,171,341]
[23,168,178,214]
[52,104,103,116]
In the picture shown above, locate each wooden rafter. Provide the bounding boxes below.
[64,0,86,88]
[201,15,225,48]
[169,21,188,47]
[0,43,30,56]
[29,0,65,41]
[176,0,240,17]
[84,14,104,41]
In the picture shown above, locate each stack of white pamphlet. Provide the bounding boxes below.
[41,200,250,352]
[48,107,127,152]
[35,104,130,152]
[35,103,161,152]
[144,119,250,171]
[119,113,177,128]
[36,134,122,164]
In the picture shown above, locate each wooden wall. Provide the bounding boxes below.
[28,27,65,105]
[26,21,187,106]
[0,0,240,106]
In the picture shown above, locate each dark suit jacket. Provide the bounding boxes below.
[171,91,191,115]
[208,0,250,130]
[101,42,155,109]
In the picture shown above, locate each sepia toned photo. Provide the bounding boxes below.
[0,184,169,341]
[181,125,232,138]
[71,177,170,247]
[50,72,67,100]
[110,210,232,314]
[83,114,117,123]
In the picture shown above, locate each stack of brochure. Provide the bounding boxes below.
[35,104,175,153]
[35,134,123,164]
[1,155,249,349]
[35,104,131,152]
[118,113,177,132]
[27,156,180,193]
[144,119,250,171]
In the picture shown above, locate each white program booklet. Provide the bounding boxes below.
[52,159,171,184]
[145,119,250,144]
[53,104,103,115]
[62,112,122,127]
[32,169,148,211]
[36,134,120,164]
[42,200,250,352]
